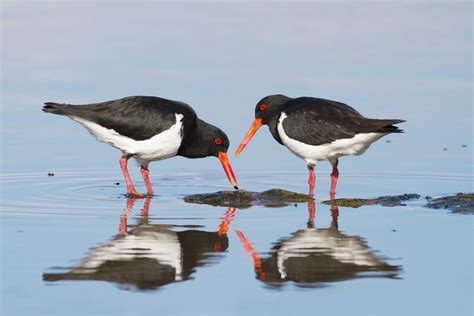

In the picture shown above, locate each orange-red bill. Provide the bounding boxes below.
[234,118,262,156]
[218,151,239,189]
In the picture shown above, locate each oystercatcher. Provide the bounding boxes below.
[235,95,404,196]
[42,96,238,197]
[235,201,399,286]
[43,198,232,290]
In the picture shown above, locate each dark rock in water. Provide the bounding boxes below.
[322,194,421,208]
[425,193,474,214]
[184,189,312,208]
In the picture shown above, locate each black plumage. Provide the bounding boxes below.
[42,95,238,196]
[258,96,405,146]
[235,94,405,195]
[42,226,228,291]
[43,96,196,142]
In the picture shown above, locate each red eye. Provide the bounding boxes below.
[214,138,222,145]
[259,104,267,111]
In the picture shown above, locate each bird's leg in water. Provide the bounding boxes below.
[330,159,339,194]
[140,166,154,196]
[119,198,137,234]
[141,197,151,218]
[307,165,315,197]
[217,207,237,237]
[307,200,316,228]
[215,207,237,251]
[329,192,339,228]
[119,154,144,198]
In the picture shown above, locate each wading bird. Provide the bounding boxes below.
[43,96,238,197]
[235,200,399,288]
[235,95,404,196]
[43,198,235,291]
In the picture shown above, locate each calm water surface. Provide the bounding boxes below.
[1,170,472,315]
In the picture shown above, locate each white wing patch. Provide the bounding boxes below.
[277,112,385,165]
[70,113,184,165]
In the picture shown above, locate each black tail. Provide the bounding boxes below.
[42,102,70,115]
[372,119,406,133]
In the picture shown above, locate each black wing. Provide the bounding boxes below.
[280,97,404,146]
[43,96,197,140]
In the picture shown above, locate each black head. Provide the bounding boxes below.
[179,119,229,158]
[234,94,292,157]
[204,124,230,158]
[254,94,292,125]
[178,119,237,188]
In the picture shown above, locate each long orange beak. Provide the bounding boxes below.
[218,151,239,189]
[234,118,262,156]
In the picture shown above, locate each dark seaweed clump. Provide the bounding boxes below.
[184,189,312,208]
[322,194,421,208]
[425,193,474,214]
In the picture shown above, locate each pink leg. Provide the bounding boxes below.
[308,165,315,197]
[141,197,151,217]
[140,166,154,196]
[217,207,237,236]
[119,154,144,198]
[329,192,339,229]
[330,159,339,194]
[119,198,136,234]
[307,200,315,228]
[137,197,152,226]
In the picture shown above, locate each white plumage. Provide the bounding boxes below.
[70,113,184,166]
[78,229,183,280]
[276,228,383,279]
[277,112,385,166]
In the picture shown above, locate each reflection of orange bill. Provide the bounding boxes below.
[218,151,238,189]
[234,118,262,156]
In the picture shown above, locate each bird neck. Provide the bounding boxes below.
[267,113,284,145]
[178,119,212,159]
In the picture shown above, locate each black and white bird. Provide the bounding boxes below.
[43,96,238,197]
[235,201,399,288]
[43,198,231,291]
[235,95,404,196]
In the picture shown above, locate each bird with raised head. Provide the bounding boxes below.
[235,94,404,196]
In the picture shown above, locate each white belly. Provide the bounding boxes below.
[276,229,381,279]
[277,112,385,165]
[70,113,184,165]
[77,230,183,281]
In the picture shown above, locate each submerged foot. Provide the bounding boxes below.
[126,191,146,199]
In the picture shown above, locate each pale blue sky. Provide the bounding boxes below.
[1,1,472,176]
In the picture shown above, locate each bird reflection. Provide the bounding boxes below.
[236,196,399,289]
[43,198,236,291]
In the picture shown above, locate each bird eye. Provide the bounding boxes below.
[259,104,267,111]
[214,138,222,145]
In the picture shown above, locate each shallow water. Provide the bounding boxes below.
[1,171,472,315]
